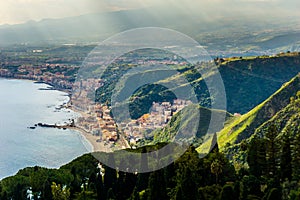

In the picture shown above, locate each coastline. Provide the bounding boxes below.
[68,125,112,153]
[55,91,114,153]
[0,78,92,180]
[47,84,116,153]
[1,77,111,153]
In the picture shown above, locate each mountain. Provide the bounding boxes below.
[0,7,299,53]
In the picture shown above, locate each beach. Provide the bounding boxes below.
[69,125,113,153]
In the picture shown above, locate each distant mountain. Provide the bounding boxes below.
[0,7,299,53]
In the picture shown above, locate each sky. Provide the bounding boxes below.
[0,0,299,25]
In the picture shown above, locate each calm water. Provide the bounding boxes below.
[0,78,91,179]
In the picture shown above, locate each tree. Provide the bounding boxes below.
[292,129,300,180]
[247,138,267,177]
[240,175,261,199]
[51,182,70,200]
[70,166,81,198]
[266,188,282,200]
[171,146,204,198]
[104,154,117,194]
[130,187,140,200]
[265,125,279,177]
[211,160,223,184]
[147,171,167,200]
[220,185,235,200]
[233,181,241,200]
[42,178,53,200]
[280,133,292,181]
[136,148,150,191]
[95,173,104,199]
[106,188,116,200]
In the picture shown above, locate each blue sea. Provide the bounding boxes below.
[0,78,91,179]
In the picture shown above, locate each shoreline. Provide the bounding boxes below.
[55,94,114,153]
[68,125,113,153]
[0,77,112,153]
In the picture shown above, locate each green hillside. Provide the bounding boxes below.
[3,56,300,199]
[140,104,232,148]
[95,52,300,120]
[199,73,300,152]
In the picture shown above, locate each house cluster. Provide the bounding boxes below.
[75,104,119,143]
[0,64,77,90]
[72,86,192,147]
[117,99,192,145]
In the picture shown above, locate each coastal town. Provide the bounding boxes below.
[0,63,77,91]
[1,46,293,152]
[0,48,194,151]
[71,77,192,150]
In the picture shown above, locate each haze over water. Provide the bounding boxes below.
[0,78,90,179]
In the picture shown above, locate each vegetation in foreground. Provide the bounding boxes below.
[2,110,300,200]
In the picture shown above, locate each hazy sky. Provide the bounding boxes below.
[0,0,299,25]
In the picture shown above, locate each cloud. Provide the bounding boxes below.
[0,0,299,25]
[0,0,121,25]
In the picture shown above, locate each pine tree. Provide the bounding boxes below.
[136,148,150,191]
[247,138,267,177]
[211,160,223,184]
[104,154,117,196]
[292,129,300,180]
[42,178,52,200]
[147,171,167,200]
[123,171,138,199]
[280,133,292,181]
[265,125,279,178]
[95,173,104,200]
[70,170,81,198]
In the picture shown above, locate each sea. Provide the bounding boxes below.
[0,78,91,180]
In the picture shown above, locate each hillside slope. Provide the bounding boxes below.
[209,73,300,151]
[143,104,232,148]
[98,52,300,119]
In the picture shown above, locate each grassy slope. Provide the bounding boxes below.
[197,73,300,153]
[146,104,232,152]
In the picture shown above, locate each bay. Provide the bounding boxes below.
[0,78,91,179]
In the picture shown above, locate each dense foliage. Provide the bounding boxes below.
[1,129,300,200]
